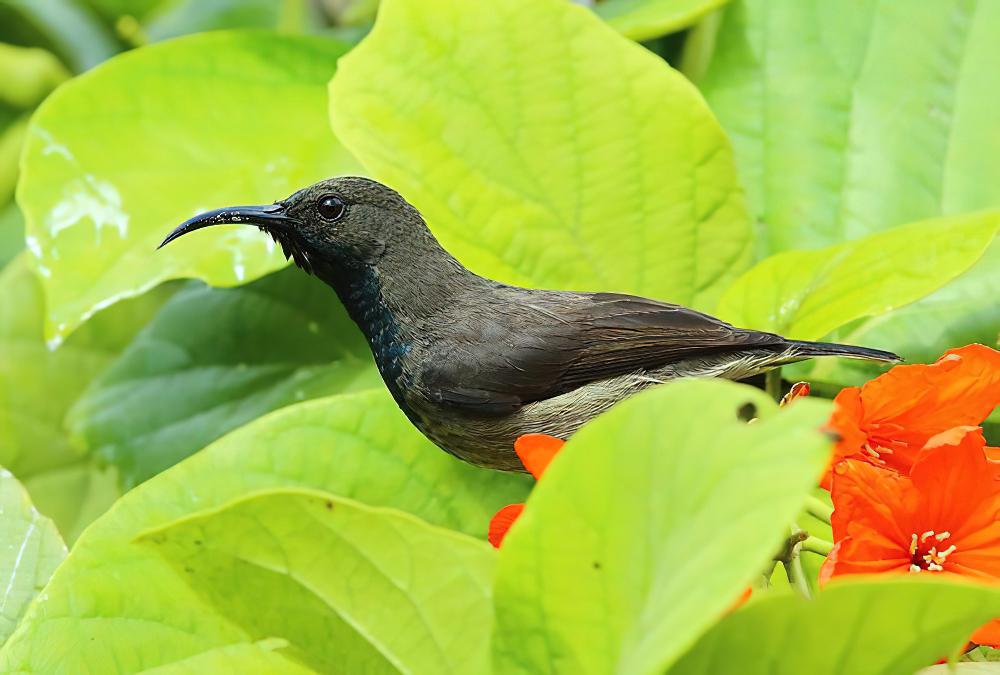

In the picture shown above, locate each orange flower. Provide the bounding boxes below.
[826,344,1000,477]
[487,434,565,548]
[820,426,1000,646]
[780,381,810,407]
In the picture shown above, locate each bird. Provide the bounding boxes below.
[159,176,900,470]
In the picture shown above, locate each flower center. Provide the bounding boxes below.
[907,530,956,572]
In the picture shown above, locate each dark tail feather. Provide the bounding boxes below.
[787,340,902,363]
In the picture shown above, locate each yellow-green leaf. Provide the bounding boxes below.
[492,379,832,675]
[0,467,66,645]
[18,31,360,341]
[329,0,751,311]
[716,212,1000,340]
[141,489,496,674]
[670,579,1000,674]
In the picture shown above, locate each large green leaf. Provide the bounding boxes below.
[669,579,1000,674]
[716,211,999,340]
[492,380,832,675]
[141,489,496,674]
[68,267,379,488]
[697,0,1000,377]
[18,31,360,341]
[0,467,66,645]
[0,254,168,478]
[329,0,752,312]
[594,0,728,42]
[0,389,530,672]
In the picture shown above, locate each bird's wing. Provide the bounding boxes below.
[418,291,787,416]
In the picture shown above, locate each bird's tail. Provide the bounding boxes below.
[785,340,902,363]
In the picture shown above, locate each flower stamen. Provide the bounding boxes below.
[908,531,957,572]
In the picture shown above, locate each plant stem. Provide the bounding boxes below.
[780,524,813,599]
[783,555,812,599]
[765,368,783,402]
[802,536,834,556]
[804,495,833,524]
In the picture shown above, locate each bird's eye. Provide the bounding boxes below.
[317,195,346,221]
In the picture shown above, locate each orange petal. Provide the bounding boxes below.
[910,427,997,532]
[830,459,918,547]
[859,344,1000,452]
[780,381,811,407]
[822,388,868,488]
[488,503,525,548]
[972,618,1000,649]
[817,541,841,586]
[989,449,1000,482]
[514,434,565,479]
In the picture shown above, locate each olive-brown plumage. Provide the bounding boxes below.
[161,177,899,469]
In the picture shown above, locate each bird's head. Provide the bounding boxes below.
[159,176,422,276]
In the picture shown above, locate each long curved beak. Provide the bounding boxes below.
[158,203,293,249]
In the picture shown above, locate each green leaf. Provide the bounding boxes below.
[669,579,1000,674]
[68,267,379,488]
[20,460,119,545]
[0,389,529,672]
[716,211,1000,340]
[0,43,68,110]
[18,30,360,341]
[801,240,1000,387]
[0,0,120,72]
[595,0,728,42]
[697,0,1000,375]
[0,202,23,270]
[492,379,832,675]
[329,0,752,312]
[137,638,314,675]
[0,466,66,645]
[142,0,322,42]
[141,488,496,674]
[0,254,168,479]
[0,253,165,544]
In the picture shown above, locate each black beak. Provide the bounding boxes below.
[158,203,293,249]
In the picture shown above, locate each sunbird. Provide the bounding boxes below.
[160,177,899,470]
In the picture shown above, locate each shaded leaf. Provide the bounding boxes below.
[68,267,379,487]
[595,0,728,42]
[0,0,120,71]
[18,31,360,341]
[492,379,832,675]
[0,467,66,645]
[329,0,751,312]
[0,254,168,479]
[716,211,999,340]
[0,389,529,672]
[669,579,1000,675]
[0,202,23,271]
[141,489,495,674]
[138,638,314,675]
[21,460,119,545]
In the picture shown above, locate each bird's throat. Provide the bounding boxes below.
[320,263,414,398]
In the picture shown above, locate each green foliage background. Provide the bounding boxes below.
[0,0,997,672]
